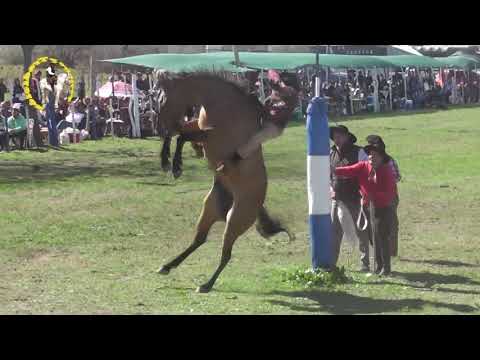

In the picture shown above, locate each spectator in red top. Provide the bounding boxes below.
[366,135,401,258]
[335,140,397,276]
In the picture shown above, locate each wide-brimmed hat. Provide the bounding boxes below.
[12,103,22,110]
[364,143,387,156]
[330,125,357,144]
[366,134,386,151]
[365,134,391,158]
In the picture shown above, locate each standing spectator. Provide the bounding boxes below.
[77,76,86,100]
[42,65,60,147]
[7,103,27,149]
[329,125,371,271]
[86,97,97,140]
[334,139,397,276]
[30,71,42,103]
[0,78,8,102]
[366,71,373,90]
[136,73,149,91]
[366,135,401,257]
[12,78,25,105]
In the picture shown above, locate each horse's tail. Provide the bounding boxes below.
[256,206,294,241]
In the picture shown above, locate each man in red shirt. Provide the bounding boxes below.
[334,140,397,276]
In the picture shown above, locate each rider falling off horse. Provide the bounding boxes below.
[217,70,299,172]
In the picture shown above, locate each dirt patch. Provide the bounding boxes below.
[16,248,90,268]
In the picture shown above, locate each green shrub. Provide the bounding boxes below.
[282,266,350,288]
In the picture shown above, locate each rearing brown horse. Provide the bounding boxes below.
[155,71,292,293]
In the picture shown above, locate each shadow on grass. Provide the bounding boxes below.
[394,271,480,287]
[267,289,477,314]
[136,182,177,187]
[360,279,480,296]
[0,160,160,185]
[399,258,480,269]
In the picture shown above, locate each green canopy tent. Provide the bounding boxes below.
[100,52,250,73]
[374,55,444,68]
[435,55,480,69]
[233,53,393,70]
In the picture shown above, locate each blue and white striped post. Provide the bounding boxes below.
[307,77,333,270]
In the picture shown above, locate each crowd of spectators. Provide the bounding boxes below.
[291,68,480,118]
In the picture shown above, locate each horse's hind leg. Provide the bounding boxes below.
[161,136,172,172]
[172,136,186,179]
[158,187,221,275]
[197,201,258,293]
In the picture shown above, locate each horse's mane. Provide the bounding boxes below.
[160,70,264,113]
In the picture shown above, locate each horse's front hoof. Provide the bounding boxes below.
[157,266,170,275]
[196,284,212,293]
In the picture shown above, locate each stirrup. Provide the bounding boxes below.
[215,153,243,174]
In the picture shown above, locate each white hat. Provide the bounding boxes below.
[46,66,56,76]
[12,103,21,110]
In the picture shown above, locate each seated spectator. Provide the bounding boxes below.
[0,111,8,151]
[31,71,42,104]
[1,101,11,119]
[7,103,28,150]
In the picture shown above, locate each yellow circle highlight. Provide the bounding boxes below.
[23,57,75,111]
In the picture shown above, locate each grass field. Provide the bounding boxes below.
[1,106,480,314]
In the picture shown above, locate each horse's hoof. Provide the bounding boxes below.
[161,163,172,172]
[157,266,170,275]
[196,284,211,293]
[173,168,183,179]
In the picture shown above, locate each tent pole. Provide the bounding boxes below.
[148,73,156,135]
[373,66,379,113]
[389,67,393,111]
[348,68,354,116]
[259,69,266,102]
[476,64,479,103]
[87,54,93,134]
[315,52,320,97]
[110,68,115,139]
[132,72,141,138]
[453,69,457,105]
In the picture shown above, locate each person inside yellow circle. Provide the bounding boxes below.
[42,64,60,147]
